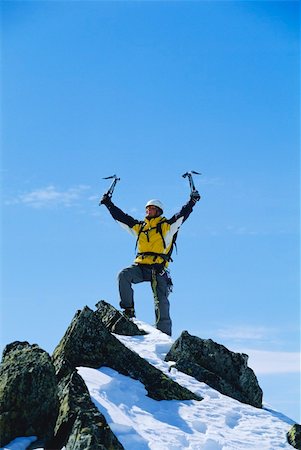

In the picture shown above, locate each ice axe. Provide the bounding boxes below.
[182,170,201,194]
[99,174,120,205]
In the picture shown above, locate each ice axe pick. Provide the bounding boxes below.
[182,170,201,194]
[99,174,120,205]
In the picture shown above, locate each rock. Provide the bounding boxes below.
[165,331,263,408]
[48,369,124,450]
[52,306,201,402]
[95,300,146,335]
[287,424,301,449]
[0,341,59,447]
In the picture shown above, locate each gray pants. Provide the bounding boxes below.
[118,264,172,336]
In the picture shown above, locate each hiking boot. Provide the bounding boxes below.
[123,307,136,319]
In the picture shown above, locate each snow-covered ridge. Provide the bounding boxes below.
[78,320,294,450]
[2,318,296,450]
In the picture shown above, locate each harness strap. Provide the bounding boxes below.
[135,219,177,263]
[135,221,146,252]
[156,221,166,249]
[135,219,167,252]
[136,251,173,263]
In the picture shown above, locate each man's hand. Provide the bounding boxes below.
[190,190,201,203]
[100,193,112,205]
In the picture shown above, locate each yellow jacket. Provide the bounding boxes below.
[132,216,173,266]
[105,199,196,267]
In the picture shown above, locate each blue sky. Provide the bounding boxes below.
[1,1,300,423]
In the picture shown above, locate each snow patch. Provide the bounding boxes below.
[3,321,294,450]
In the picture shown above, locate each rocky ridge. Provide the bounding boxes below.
[0,300,299,449]
[165,330,263,408]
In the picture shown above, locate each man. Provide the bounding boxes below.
[100,190,200,336]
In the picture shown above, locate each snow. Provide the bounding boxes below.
[79,321,295,450]
[2,321,295,450]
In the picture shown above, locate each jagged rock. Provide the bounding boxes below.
[95,300,146,335]
[287,424,301,449]
[165,331,263,408]
[0,341,59,447]
[48,369,124,450]
[52,306,201,402]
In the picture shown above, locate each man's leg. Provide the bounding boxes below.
[118,265,144,312]
[152,271,172,336]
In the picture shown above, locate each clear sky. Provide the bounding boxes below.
[1,0,300,423]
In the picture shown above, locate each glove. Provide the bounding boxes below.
[190,190,201,203]
[100,193,112,205]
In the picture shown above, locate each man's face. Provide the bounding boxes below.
[145,205,159,219]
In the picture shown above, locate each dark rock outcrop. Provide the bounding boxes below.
[2,302,269,448]
[52,306,201,402]
[48,369,124,450]
[165,331,263,408]
[0,341,59,447]
[287,424,301,449]
[95,300,146,335]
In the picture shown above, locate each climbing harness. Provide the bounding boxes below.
[135,219,166,249]
[135,219,178,266]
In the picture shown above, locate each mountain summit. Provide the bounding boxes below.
[0,301,299,449]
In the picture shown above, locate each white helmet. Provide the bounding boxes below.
[145,199,164,213]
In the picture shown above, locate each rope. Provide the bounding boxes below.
[151,268,160,325]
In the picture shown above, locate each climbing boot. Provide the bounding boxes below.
[123,307,136,319]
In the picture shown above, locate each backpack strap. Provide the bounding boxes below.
[135,219,166,251]
[134,221,146,252]
[157,219,178,260]
[156,219,167,249]
[135,218,178,264]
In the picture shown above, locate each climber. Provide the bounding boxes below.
[100,191,200,336]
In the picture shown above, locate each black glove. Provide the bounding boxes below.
[190,190,201,203]
[100,193,112,205]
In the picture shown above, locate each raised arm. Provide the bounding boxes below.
[100,194,140,233]
[168,191,200,225]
